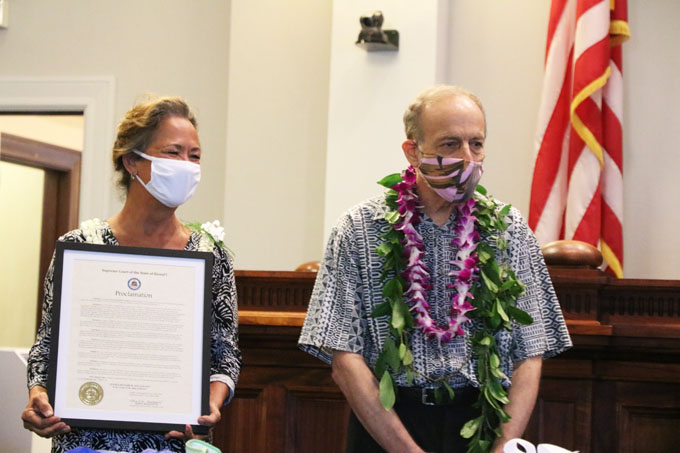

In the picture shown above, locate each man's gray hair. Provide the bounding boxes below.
[403,85,486,142]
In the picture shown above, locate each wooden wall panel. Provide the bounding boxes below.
[210,270,680,453]
[525,379,592,453]
[216,388,266,453]
[621,406,680,453]
[614,382,680,453]
[285,389,350,453]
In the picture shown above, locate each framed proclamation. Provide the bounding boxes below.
[47,242,213,434]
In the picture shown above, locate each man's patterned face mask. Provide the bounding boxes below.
[418,154,483,203]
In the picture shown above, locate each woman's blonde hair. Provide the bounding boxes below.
[112,95,197,192]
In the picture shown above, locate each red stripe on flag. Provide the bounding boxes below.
[567,123,585,182]
[610,41,623,72]
[529,55,573,230]
[576,0,604,17]
[546,0,570,61]
[574,97,604,145]
[572,38,610,95]
[602,103,622,170]
[611,0,628,22]
[601,202,623,260]
[571,183,602,245]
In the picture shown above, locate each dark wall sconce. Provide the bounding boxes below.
[355,11,399,51]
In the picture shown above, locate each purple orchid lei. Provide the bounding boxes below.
[395,166,480,343]
[374,166,533,453]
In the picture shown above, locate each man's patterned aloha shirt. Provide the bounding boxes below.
[299,194,572,389]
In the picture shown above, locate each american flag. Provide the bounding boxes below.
[529,0,630,277]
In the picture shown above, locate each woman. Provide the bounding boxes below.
[21,96,242,452]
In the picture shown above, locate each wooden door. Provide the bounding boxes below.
[0,132,81,329]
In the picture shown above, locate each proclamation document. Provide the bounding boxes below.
[48,242,212,433]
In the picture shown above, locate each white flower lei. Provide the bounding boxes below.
[79,218,106,244]
[189,220,227,254]
[197,220,224,252]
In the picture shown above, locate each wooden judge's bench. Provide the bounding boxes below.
[213,243,680,453]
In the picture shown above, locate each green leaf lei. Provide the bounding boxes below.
[372,172,533,453]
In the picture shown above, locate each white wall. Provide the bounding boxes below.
[224,0,332,270]
[447,0,550,215]
[324,0,680,279]
[323,0,449,236]
[322,0,547,233]
[621,1,680,279]
[0,0,231,224]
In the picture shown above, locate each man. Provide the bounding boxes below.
[299,86,571,453]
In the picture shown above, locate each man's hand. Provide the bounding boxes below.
[491,356,542,453]
[332,351,424,453]
[22,386,71,438]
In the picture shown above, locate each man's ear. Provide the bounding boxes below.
[402,140,419,167]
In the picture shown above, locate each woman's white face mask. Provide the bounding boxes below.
[132,150,201,208]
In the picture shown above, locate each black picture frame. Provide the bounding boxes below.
[47,241,213,434]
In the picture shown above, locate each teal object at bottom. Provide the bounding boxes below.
[185,439,221,453]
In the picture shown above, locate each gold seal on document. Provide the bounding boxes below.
[79,382,103,405]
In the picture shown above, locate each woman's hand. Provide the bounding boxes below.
[165,423,203,441]
[22,386,71,438]
[165,382,228,441]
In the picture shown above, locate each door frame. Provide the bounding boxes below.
[0,77,116,220]
[1,133,81,328]
[0,77,115,330]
